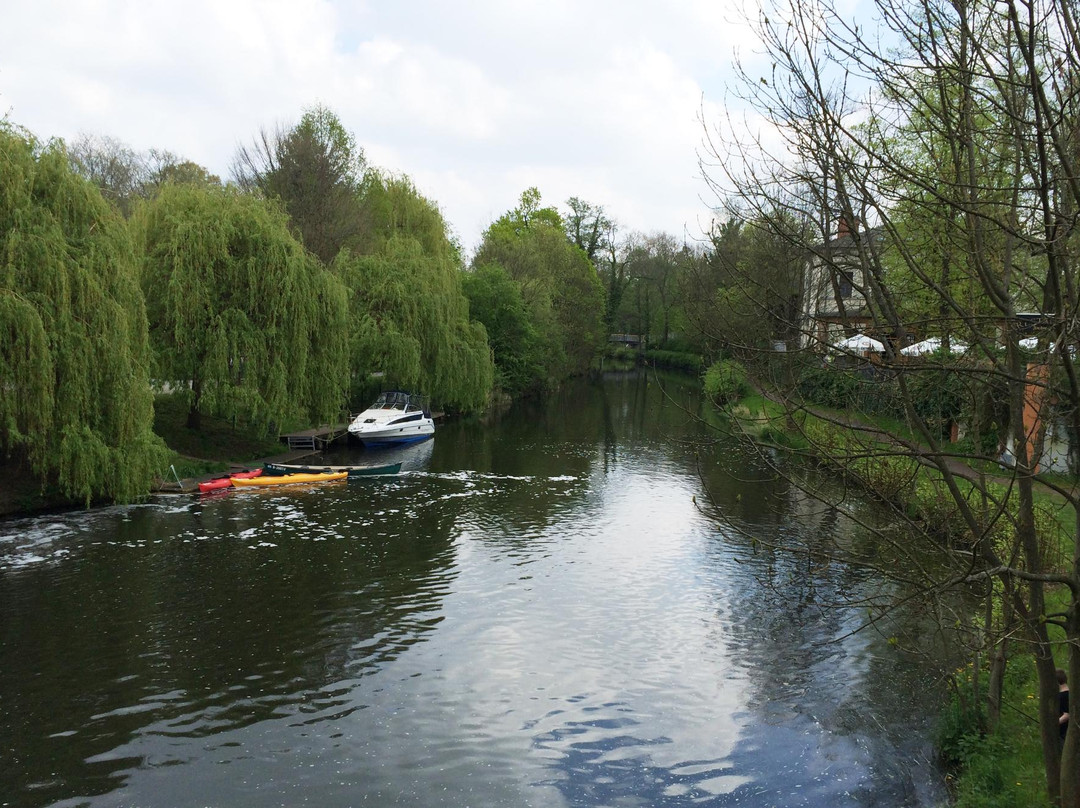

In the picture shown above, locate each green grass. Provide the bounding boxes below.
[164,456,231,480]
[952,555,1077,808]
[152,394,286,466]
[726,394,808,450]
[946,654,1051,807]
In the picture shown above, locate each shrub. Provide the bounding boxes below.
[796,361,863,409]
[645,349,704,372]
[607,345,638,362]
[703,360,752,406]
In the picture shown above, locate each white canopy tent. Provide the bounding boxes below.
[832,333,885,354]
[900,337,969,356]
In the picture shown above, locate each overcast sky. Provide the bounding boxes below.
[1,1,773,253]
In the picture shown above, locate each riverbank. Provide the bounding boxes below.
[0,394,317,518]
[151,394,344,493]
[720,391,1071,807]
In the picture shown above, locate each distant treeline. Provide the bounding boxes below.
[2,104,762,505]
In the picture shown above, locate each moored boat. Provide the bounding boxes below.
[263,461,402,477]
[197,469,263,493]
[231,471,347,487]
[347,391,434,446]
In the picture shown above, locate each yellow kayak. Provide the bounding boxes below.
[231,471,347,487]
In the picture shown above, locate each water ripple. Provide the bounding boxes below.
[2,376,954,808]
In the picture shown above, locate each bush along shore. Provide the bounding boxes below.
[704,358,1075,808]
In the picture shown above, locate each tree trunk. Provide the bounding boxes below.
[986,588,1012,732]
[1064,617,1080,808]
[186,377,202,431]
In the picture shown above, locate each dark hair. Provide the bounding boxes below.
[1058,668,1068,686]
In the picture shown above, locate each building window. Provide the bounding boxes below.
[837,269,853,299]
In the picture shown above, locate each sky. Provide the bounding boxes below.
[0,0,772,254]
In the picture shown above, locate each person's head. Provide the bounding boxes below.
[1058,668,1068,686]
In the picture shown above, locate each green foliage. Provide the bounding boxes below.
[903,361,971,436]
[336,177,492,412]
[564,197,613,262]
[0,124,170,504]
[607,345,638,362]
[644,349,703,372]
[794,354,982,442]
[358,172,460,260]
[941,662,1048,807]
[937,675,988,771]
[684,212,809,356]
[133,183,350,433]
[463,262,544,395]
[795,359,860,409]
[712,285,769,351]
[68,134,222,218]
[619,233,690,348]
[795,360,903,416]
[233,104,365,263]
[473,188,605,387]
[703,360,751,406]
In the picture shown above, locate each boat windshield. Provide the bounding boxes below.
[372,391,413,410]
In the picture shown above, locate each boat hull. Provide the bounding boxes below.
[347,391,435,446]
[231,471,347,487]
[356,429,433,446]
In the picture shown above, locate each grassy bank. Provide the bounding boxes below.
[152,394,287,478]
[725,394,805,449]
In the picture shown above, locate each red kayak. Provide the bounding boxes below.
[197,469,262,493]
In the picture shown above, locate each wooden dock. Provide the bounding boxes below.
[281,408,446,451]
[281,423,350,451]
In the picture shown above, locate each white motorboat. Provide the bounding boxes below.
[347,391,435,446]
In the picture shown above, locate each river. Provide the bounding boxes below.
[0,371,952,807]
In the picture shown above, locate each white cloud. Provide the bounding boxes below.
[0,0,773,250]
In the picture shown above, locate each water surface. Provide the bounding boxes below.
[0,372,949,807]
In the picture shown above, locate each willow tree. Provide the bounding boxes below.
[334,175,492,413]
[0,125,169,504]
[133,183,350,432]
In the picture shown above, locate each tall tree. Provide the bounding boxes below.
[564,197,631,334]
[66,133,144,217]
[692,212,809,355]
[232,104,365,263]
[0,124,169,504]
[68,135,220,215]
[564,197,614,263]
[626,233,688,346]
[142,149,221,195]
[473,189,605,385]
[463,262,545,396]
[133,184,350,432]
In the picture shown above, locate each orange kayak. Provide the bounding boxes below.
[230,471,347,487]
